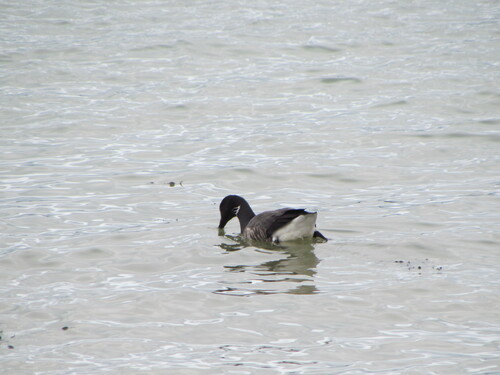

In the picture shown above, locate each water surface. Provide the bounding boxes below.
[1,0,499,374]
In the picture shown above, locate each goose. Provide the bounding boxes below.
[218,195,327,243]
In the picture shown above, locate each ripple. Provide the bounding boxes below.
[2,0,499,374]
[302,44,342,53]
[320,77,362,84]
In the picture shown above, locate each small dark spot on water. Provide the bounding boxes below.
[149,180,183,186]
[167,181,183,187]
[8,345,14,349]
[62,326,69,331]
[395,259,443,273]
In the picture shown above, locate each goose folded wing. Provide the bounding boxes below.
[264,208,308,239]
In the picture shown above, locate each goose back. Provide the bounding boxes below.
[244,208,316,242]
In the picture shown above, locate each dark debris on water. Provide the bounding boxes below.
[149,180,183,187]
[394,259,443,272]
[1,331,16,350]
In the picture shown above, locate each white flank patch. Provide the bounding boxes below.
[272,212,317,242]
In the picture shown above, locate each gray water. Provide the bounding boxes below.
[1,0,499,374]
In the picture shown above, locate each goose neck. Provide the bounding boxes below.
[237,202,255,232]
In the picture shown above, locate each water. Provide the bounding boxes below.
[1,0,499,373]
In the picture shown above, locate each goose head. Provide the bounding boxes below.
[218,195,255,232]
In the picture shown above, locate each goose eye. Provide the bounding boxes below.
[232,206,240,215]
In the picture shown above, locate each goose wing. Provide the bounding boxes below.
[244,208,308,241]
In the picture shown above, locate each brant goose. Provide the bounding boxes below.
[218,195,327,243]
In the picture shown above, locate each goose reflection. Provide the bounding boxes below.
[215,229,320,295]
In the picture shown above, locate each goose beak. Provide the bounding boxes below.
[218,215,231,229]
